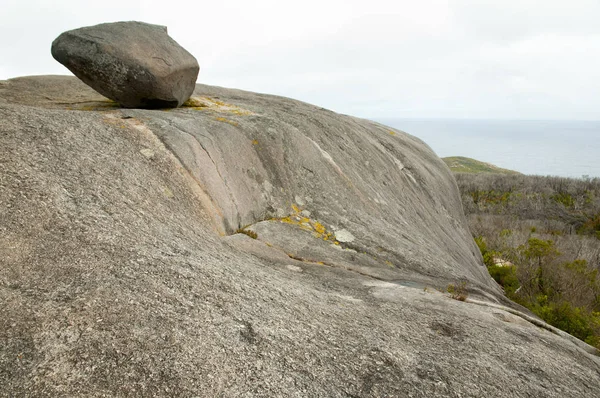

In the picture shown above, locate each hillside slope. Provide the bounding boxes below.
[443,156,521,174]
[1,76,599,397]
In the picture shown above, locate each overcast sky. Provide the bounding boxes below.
[2,0,599,120]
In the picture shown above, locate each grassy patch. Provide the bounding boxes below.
[447,282,468,301]
[442,156,520,174]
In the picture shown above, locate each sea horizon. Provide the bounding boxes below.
[377,118,600,178]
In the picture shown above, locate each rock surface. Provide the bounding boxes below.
[1,75,599,397]
[51,21,199,108]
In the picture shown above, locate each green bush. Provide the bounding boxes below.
[474,236,498,268]
[521,238,560,261]
[487,264,519,295]
[474,236,487,253]
[551,192,575,208]
[457,173,600,348]
[533,302,600,348]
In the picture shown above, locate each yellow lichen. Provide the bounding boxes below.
[208,98,226,107]
[280,216,295,224]
[68,100,120,111]
[182,96,253,115]
[215,117,238,126]
[271,204,339,244]
[312,221,326,235]
[182,97,209,110]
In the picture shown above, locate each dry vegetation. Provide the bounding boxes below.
[455,173,600,347]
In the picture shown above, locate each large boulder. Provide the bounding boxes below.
[51,21,199,108]
[1,76,599,396]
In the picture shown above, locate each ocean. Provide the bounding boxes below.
[377,119,600,178]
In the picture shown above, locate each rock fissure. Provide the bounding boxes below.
[190,131,243,230]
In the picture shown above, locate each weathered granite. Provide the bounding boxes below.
[1,75,599,397]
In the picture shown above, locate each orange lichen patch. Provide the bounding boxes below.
[272,204,337,243]
[252,139,259,145]
[389,131,396,136]
[182,96,254,115]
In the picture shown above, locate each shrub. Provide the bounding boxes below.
[533,302,600,348]
[455,172,600,346]
[447,282,468,301]
[551,192,575,208]
[474,236,498,268]
[487,264,520,295]
[521,238,560,262]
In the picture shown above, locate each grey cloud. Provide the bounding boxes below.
[450,0,600,42]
